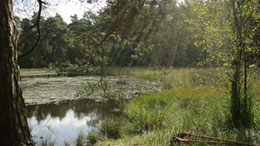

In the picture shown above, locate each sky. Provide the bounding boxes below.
[49,1,106,23]
[14,0,106,23]
[14,0,184,24]
[54,1,87,23]
[47,0,184,23]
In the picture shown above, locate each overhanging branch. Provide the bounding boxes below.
[19,0,45,59]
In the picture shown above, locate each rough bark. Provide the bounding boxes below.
[0,0,33,145]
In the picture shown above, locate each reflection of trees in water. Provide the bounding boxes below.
[26,99,118,127]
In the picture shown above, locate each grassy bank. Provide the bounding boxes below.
[103,67,224,89]
[94,68,260,145]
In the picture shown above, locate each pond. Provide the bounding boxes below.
[27,99,118,145]
[22,76,160,145]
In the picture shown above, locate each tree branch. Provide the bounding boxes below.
[19,0,45,59]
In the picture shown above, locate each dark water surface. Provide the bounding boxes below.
[26,99,118,145]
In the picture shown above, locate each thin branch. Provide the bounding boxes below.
[19,0,45,59]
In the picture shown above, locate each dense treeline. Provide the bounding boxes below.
[16,0,259,71]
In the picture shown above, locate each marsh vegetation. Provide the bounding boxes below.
[22,68,260,145]
[1,0,258,145]
[96,68,260,145]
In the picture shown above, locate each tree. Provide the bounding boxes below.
[0,0,33,145]
[17,0,204,69]
[229,0,259,129]
[40,14,69,68]
[185,0,259,128]
[18,15,43,68]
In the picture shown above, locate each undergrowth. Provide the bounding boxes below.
[97,68,260,145]
[99,87,260,145]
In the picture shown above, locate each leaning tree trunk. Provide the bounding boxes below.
[0,0,33,145]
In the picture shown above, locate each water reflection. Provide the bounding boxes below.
[26,99,118,145]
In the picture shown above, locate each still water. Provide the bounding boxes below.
[26,99,118,145]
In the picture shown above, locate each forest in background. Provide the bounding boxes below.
[2,0,259,145]
[16,0,259,72]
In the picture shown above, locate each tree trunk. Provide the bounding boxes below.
[0,0,33,145]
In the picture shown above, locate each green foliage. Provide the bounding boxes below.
[102,86,260,145]
[100,116,123,139]
[17,0,209,70]
[74,131,87,146]
[18,13,70,68]
[127,67,221,89]
[96,68,260,145]
[121,93,175,135]
[183,0,259,129]
[86,130,99,145]
[16,0,259,71]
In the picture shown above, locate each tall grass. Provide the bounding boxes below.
[104,67,222,89]
[73,131,87,146]
[101,86,260,145]
[39,139,55,146]
[86,130,99,145]
[100,116,123,139]
[99,67,260,145]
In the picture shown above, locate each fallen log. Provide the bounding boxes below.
[170,132,260,146]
